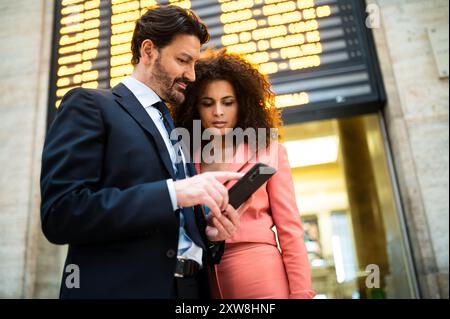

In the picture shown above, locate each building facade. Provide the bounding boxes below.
[0,0,448,298]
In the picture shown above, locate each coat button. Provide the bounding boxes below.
[166,249,176,258]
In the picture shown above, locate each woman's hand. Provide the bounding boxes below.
[205,195,253,242]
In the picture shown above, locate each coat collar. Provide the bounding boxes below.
[112,83,176,180]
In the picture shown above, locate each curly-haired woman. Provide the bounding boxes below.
[173,50,315,299]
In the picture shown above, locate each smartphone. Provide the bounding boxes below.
[228,162,277,209]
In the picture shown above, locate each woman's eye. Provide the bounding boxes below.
[178,59,187,64]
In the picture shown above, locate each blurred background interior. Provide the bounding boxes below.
[0,0,448,298]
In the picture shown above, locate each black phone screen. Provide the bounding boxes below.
[228,163,277,209]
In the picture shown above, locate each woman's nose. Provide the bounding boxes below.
[213,104,224,116]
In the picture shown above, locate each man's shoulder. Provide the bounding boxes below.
[64,86,114,100]
[60,86,117,111]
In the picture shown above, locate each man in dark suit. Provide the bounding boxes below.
[40,5,245,299]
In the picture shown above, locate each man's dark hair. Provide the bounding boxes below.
[131,5,210,65]
[173,49,282,149]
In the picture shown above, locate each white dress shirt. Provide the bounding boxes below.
[122,76,203,267]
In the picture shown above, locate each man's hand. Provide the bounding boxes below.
[205,196,253,242]
[174,171,243,217]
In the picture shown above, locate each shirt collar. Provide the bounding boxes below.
[122,76,161,108]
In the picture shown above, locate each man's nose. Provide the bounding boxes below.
[184,64,196,83]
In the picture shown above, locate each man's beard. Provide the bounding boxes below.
[151,56,189,106]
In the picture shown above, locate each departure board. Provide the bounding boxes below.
[48,0,385,125]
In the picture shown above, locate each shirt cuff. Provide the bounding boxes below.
[166,179,178,211]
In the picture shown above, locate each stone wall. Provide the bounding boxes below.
[369,0,449,298]
[0,0,64,298]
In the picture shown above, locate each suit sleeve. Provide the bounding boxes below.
[40,88,175,245]
[266,143,316,299]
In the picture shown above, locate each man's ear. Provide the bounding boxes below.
[140,39,157,65]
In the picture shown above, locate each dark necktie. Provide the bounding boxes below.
[152,101,204,249]
[153,101,186,180]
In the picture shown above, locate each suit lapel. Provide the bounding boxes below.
[113,83,209,249]
[112,83,176,180]
[176,138,197,177]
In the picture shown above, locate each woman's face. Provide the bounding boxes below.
[198,80,238,136]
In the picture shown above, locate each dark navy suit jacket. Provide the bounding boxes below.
[40,83,223,298]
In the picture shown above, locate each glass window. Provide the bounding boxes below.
[281,113,417,298]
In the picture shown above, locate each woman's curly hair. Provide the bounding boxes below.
[172,49,282,149]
